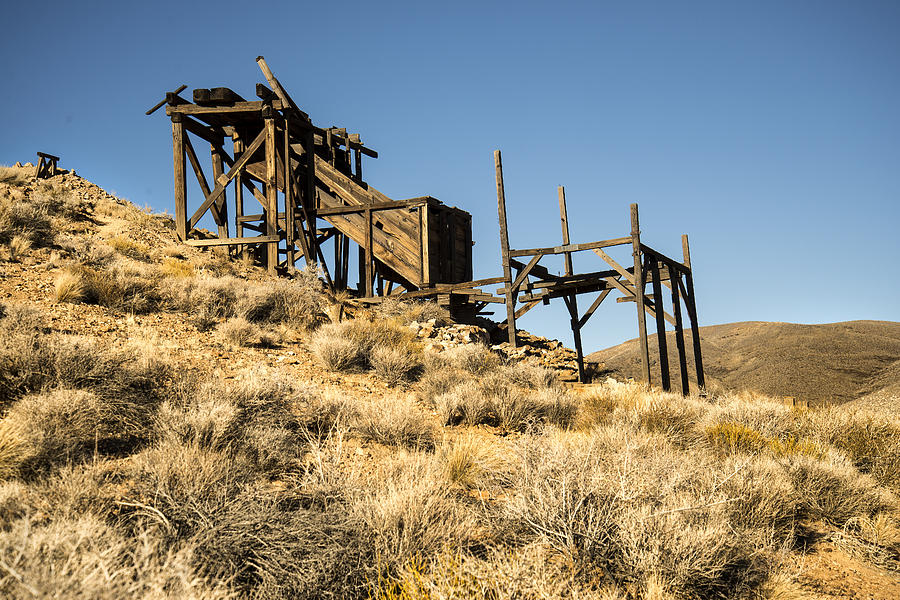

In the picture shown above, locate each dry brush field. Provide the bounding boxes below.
[0,164,899,599]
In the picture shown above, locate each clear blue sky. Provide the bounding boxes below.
[3,0,898,352]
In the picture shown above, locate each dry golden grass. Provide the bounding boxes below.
[53,269,87,303]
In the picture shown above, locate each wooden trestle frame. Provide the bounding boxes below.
[148,58,705,391]
[35,152,60,179]
[493,150,705,394]
[149,57,475,308]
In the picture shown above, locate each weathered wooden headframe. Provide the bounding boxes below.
[493,150,705,394]
[148,57,474,303]
[148,58,705,391]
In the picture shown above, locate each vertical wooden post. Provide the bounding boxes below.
[232,131,246,259]
[355,147,362,181]
[264,110,279,272]
[670,269,689,395]
[305,130,319,270]
[333,232,343,288]
[558,186,573,276]
[650,256,670,391]
[171,114,187,241]
[681,234,705,390]
[341,234,350,290]
[495,150,517,347]
[631,204,651,384]
[418,205,425,287]
[210,142,229,241]
[365,207,374,296]
[283,118,295,270]
[558,186,585,381]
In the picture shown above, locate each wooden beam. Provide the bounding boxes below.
[171,115,187,240]
[650,256,671,391]
[680,272,706,390]
[632,204,651,385]
[671,271,690,395]
[495,150,517,347]
[508,237,632,258]
[185,235,280,247]
[593,247,636,285]
[188,127,266,228]
[510,254,542,292]
[577,288,612,329]
[264,115,279,272]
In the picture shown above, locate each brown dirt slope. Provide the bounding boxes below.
[587,320,900,405]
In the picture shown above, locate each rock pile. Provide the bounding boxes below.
[492,330,581,381]
[408,319,491,352]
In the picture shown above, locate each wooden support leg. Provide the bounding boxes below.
[365,208,374,296]
[682,273,706,391]
[671,270,690,395]
[564,296,586,382]
[209,141,229,242]
[283,118,295,270]
[494,150,517,347]
[171,114,187,241]
[264,112,278,272]
[650,256,670,391]
[341,234,350,290]
[681,234,705,390]
[233,132,247,260]
[631,204,651,385]
[333,232,343,288]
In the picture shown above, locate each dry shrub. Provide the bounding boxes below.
[0,166,31,186]
[0,516,234,600]
[484,380,578,432]
[311,319,418,373]
[499,358,558,389]
[295,389,355,437]
[577,388,619,428]
[216,317,277,348]
[54,264,160,313]
[159,256,195,278]
[351,454,478,571]
[156,375,303,475]
[107,235,150,261]
[168,266,325,331]
[808,408,900,491]
[782,453,896,526]
[371,345,423,386]
[0,323,168,411]
[442,343,499,374]
[433,387,491,427]
[417,366,469,403]
[0,193,51,245]
[353,394,436,449]
[379,544,599,600]
[0,421,26,480]
[439,433,511,489]
[310,335,366,372]
[53,269,87,303]
[7,234,31,261]
[2,385,159,478]
[502,427,787,598]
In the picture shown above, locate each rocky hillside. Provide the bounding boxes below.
[588,320,900,406]
[1,163,899,599]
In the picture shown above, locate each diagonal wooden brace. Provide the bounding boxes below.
[189,127,266,228]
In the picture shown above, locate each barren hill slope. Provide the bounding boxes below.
[587,320,900,405]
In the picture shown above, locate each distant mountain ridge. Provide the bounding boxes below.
[586,320,900,406]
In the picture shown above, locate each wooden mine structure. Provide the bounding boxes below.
[149,57,705,393]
